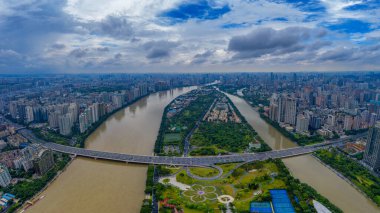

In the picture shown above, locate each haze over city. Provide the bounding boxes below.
[1,0,380,73]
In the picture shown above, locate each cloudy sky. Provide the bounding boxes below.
[0,0,379,73]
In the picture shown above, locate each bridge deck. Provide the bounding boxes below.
[43,141,339,166]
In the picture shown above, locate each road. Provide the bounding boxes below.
[41,135,363,166]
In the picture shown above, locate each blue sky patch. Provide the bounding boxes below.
[221,22,249,29]
[269,0,326,13]
[325,19,373,34]
[272,17,288,22]
[160,0,231,24]
[344,0,380,11]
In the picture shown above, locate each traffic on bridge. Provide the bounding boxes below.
[42,135,360,166]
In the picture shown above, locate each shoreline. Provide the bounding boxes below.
[233,91,379,210]
[15,86,195,213]
[312,154,376,205]
[16,156,75,212]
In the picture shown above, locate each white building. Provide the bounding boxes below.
[58,114,73,136]
[296,114,309,133]
[25,106,34,123]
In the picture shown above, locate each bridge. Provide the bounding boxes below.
[42,134,364,166]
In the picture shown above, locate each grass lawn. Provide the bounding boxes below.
[164,133,181,143]
[161,161,287,212]
[189,167,219,178]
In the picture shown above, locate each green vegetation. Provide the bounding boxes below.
[155,160,341,213]
[344,128,368,135]
[242,90,270,107]
[191,122,258,153]
[260,114,324,146]
[315,148,380,206]
[141,165,154,213]
[190,146,228,156]
[190,93,271,154]
[155,89,217,155]
[163,133,181,144]
[145,165,155,194]
[189,167,219,178]
[32,129,70,145]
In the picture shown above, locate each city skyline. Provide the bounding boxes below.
[1,0,380,73]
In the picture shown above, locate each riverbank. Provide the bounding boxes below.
[314,148,380,207]
[143,88,342,213]
[15,155,75,213]
[24,87,196,213]
[224,92,380,213]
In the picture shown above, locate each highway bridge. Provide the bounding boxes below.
[42,134,363,166]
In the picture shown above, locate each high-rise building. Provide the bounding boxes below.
[269,104,278,121]
[25,106,34,123]
[364,122,380,171]
[91,103,100,123]
[296,114,309,133]
[58,114,73,136]
[48,111,61,128]
[284,97,297,126]
[370,113,378,127]
[33,149,55,175]
[327,114,336,126]
[112,94,124,108]
[68,103,79,123]
[79,113,89,133]
[0,164,12,187]
[310,116,321,130]
[9,101,18,119]
[344,115,353,131]
[277,95,285,123]
[353,115,361,130]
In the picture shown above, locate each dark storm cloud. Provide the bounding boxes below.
[114,53,122,59]
[69,48,88,58]
[89,15,134,40]
[143,40,179,59]
[228,27,326,59]
[191,50,213,64]
[0,0,75,53]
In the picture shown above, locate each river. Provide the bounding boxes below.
[226,92,379,213]
[26,87,196,213]
[26,87,379,213]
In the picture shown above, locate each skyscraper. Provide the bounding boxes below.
[33,148,55,175]
[296,114,309,133]
[364,122,380,171]
[284,97,297,126]
[58,114,73,136]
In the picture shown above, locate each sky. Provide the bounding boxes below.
[0,0,379,73]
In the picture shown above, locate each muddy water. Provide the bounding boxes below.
[27,87,195,213]
[226,92,380,213]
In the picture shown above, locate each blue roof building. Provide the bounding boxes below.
[250,202,273,213]
[270,189,295,213]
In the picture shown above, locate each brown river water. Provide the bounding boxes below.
[26,88,379,213]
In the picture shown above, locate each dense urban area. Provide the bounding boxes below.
[0,73,380,213]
